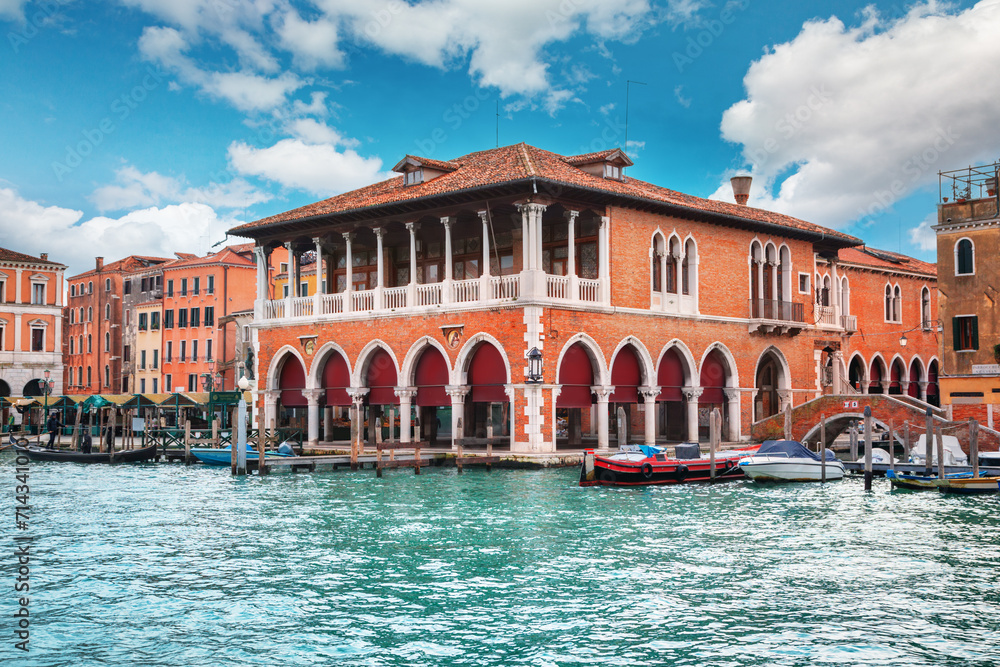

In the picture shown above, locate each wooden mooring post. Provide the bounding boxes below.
[184,420,192,465]
[887,419,895,472]
[935,424,946,481]
[375,441,426,477]
[455,442,463,474]
[924,408,934,477]
[903,422,910,464]
[709,408,720,482]
[783,404,792,440]
[970,419,980,479]
[820,413,826,483]
[257,422,268,477]
[863,406,873,491]
[849,423,858,461]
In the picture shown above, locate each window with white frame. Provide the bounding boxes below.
[30,324,45,352]
[105,303,111,320]
[798,273,810,294]
[0,277,6,303]
[31,280,46,305]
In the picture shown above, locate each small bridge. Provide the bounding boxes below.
[752,394,1000,453]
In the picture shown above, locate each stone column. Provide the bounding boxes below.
[374,226,385,309]
[900,380,910,397]
[394,387,417,443]
[724,387,741,442]
[641,387,660,446]
[683,387,703,442]
[342,232,354,313]
[516,203,547,299]
[406,222,418,307]
[831,351,844,394]
[446,386,469,450]
[253,245,268,319]
[478,211,491,300]
[566,210,578,300]
[263,389,280,437]
[441,216,453,304]
[660,247,668,311]
[777,389,792,413]
[312,237,324,315]
[919,381,928,402]
[304,388,323,447]
[14,267,21,304]
[348,388,369,451]
[283,242,294,312]
[324,405,333,441]
[592,386,614,451]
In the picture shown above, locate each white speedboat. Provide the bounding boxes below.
[739,440,845,482]
[855,447,896,465]
[910,434,969,467]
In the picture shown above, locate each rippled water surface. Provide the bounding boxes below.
[2,454,999,666]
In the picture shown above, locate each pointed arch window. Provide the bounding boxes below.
[651,233,664,292]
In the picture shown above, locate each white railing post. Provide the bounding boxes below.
[342,232,354,314]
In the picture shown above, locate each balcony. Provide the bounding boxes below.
[842,315,858,332]
[260,273,605,323]
[748,298,805,335]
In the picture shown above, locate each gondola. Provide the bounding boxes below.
[11,439,158,463]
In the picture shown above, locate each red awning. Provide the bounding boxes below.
[557,343,594,408]
[279,357,306,407]
[657,348,685,402]
[366,348,399,405]
[699,350,726,404]
[323,353,351,406]
[609,346,641,404]
[468,343,508,403]
[414,348,450,407]
[869,360,883,389]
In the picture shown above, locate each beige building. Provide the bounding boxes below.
[934,161,1000,427]
[135,301,163,394]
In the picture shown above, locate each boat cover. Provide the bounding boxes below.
[758,440,837,461]
[619,444,665,458]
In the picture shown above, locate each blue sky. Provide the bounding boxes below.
[1,0,998,277]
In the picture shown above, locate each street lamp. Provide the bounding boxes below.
[525,347,543,384]
[899,333,908,347]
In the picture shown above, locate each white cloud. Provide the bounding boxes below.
[228,139,390,198]
[674,84,691,108]
[0,0,28,20]
[274,9,344,70]
[0,187,236,277]
[713,1,1000,229]
[286,118,357,147]
[908,214,938,253]
[137,26,303,112]
[90,165,271,212]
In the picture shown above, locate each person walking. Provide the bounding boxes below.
[46,411,63,448]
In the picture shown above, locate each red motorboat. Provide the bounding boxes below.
[579,443,759,487]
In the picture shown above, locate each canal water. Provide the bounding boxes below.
[2,457,998,666]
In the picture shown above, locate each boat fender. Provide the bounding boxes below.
[675,464,688,481]
[641,462,654,479]
[599,469,616,484]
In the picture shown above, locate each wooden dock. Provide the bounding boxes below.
[843,462,1000,477]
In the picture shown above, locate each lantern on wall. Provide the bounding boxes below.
[525,347,543,384]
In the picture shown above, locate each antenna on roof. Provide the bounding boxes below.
[496,100,499,148]
[625,80,647,154]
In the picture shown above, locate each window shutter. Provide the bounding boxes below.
[971,316,979,350]
[952,317,961,350]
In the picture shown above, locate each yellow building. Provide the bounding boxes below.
[135,301,163,394]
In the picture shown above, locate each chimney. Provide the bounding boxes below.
[40,253,48,261]
[96,257,104,271]
[730,175,752,205]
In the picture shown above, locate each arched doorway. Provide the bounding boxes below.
[927,360,939,407]
[321,352,351,442]
[277,356,307,430]
[464,342,510,446]
[557,342,597,448]
[849,356,865,393]
[656,348,688,441]
[889,359,905,395]
[869,358,886,394]
[412,347,449,446]
[609,345,643,447]
[23,378,44,397]
[700,349,729,440]
[364,347,399,444]
[907,360,922,399]
[754,353,781,421]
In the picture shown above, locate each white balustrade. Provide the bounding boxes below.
[452,278,480,303]
[352,290,375,312]
[264,299,285,319]
[816,305,837,326]
[289,296,313,318]
[546,274,568,299]
[384,286,407,309]
[578,278,600,302]
[416,283,442,306]
[491,275,520,300]
[321,293,344,314]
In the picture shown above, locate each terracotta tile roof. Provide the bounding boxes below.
[162,245,255,270]
[69,255,171,279]
[230,143,861,246]
[392,155,458,173]
[564,148,633,166]
[839,246,937,277]
[0,247,66,267]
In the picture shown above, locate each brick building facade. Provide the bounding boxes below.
[230,144,938,451]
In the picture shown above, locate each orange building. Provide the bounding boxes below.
[229,144,938,451]
[160,245,257,393]
[65,256,169,394]
[0,248,66,400]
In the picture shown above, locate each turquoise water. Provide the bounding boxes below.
[2,456,998,667]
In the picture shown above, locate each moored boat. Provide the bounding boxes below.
[579,443,759,487]
[887,469,1000,494]
[190,443,295,466]
[13,441,158,463]
[738,440,844,482]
